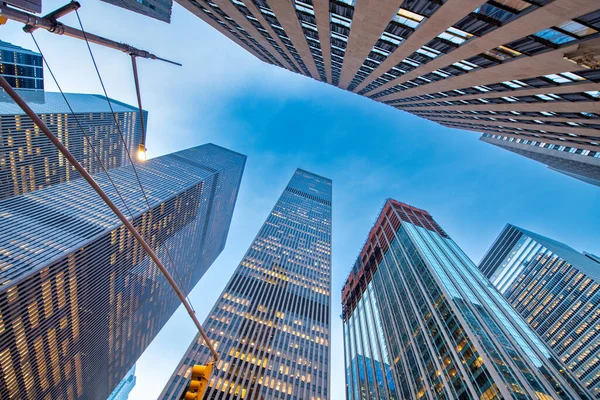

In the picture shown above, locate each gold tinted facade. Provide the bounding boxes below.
[0,91,145,200]
[160,169,332,400]
[479,224,600,398]
[0,144,246,400]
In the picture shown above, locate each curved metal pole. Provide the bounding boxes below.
[0,75,217,362]
[131,55,147,148]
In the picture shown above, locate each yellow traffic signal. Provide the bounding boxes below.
[184,362,214,400]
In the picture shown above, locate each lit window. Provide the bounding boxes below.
[393,8,425,29]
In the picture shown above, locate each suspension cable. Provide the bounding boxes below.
[73,8,197,312]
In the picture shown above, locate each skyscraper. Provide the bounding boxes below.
[101,0,173,22]
[0,144,246,400]
[0,40,43,91]
[480,133,600,187]
[478,224,600,398]
[160,169,332,400]
[342,199,592,399]
[108,365,137,400]
[0,90,146,200]
[176,0,600,167]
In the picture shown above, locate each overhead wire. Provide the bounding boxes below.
[69,9,198,314]
[29,33,137,221]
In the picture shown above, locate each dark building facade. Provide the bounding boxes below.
[479,224,600,398]
[0,90,146,200]
[480,133,600,187]
[101,0,173,22]
[0,144,246,400]
[160,169,332,400]
[175,0,600,183]
[342,199,592,399]
[0,40,43,91]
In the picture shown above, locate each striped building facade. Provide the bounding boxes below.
[0,144,246,400]
[0,90,146,200]
[160,169,332,400]
[479,224,600,398]
[342,199,592,400]
[0,40,43,91]
[176,0,600,183]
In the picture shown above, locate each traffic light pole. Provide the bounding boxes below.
[0,75,218,362]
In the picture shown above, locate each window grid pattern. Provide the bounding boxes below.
[252,0,312,76]
[342,199,593,400]
[293,0,328,82]
[328,0,355,86]
[368,9,600,100]
[229,0,302,73]
[0,91,145,200]
[160,169,332,400]
[0,40,43,92]
[0,144,246,400]
[478,224,600,398]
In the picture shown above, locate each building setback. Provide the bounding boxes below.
[0,90,146,200]
[478,224,600,398]
[176,0,600,182]
[160,169,332,400]
[0,144,246,400]
[0,40,43,91]
[341,199,592,400]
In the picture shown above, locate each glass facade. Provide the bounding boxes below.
[0,90,147,200]
[107,365,136,400]
[342,199,593,400]
[479,224,600,398]
[0,40,43,92]
[0,144,246,400]
[160,169,332,400]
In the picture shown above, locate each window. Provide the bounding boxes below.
[393,8,425,29]
[437,27,473,45]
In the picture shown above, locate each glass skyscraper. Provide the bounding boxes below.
[0,144,246,400]
[107,365,137,400]
[479,224,600,398]
[160,169,332,400]
[0,90,146,200]
[0,40,43,91]
[342,199,592,400]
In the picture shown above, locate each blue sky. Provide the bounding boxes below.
[3,1,600,399]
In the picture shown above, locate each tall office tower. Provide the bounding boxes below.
[341,199,593,400]
[101,0,173,22]
[108,365,137,400]
[478,224,600,398]
[0,40,43,91]
[160,169,332,400]
[176,0,600,179]
[481,133,600,187]
[0,90,146,200]
[0,144,246,400]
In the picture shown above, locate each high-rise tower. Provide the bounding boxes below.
[479,224,600,398]
[480,133,600,187]
[160,169,332,400]
[342,199,592,399]
[0,144,246,400]
[0,40,43,91]
[0,90,147,200]
[176,0,600,183]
